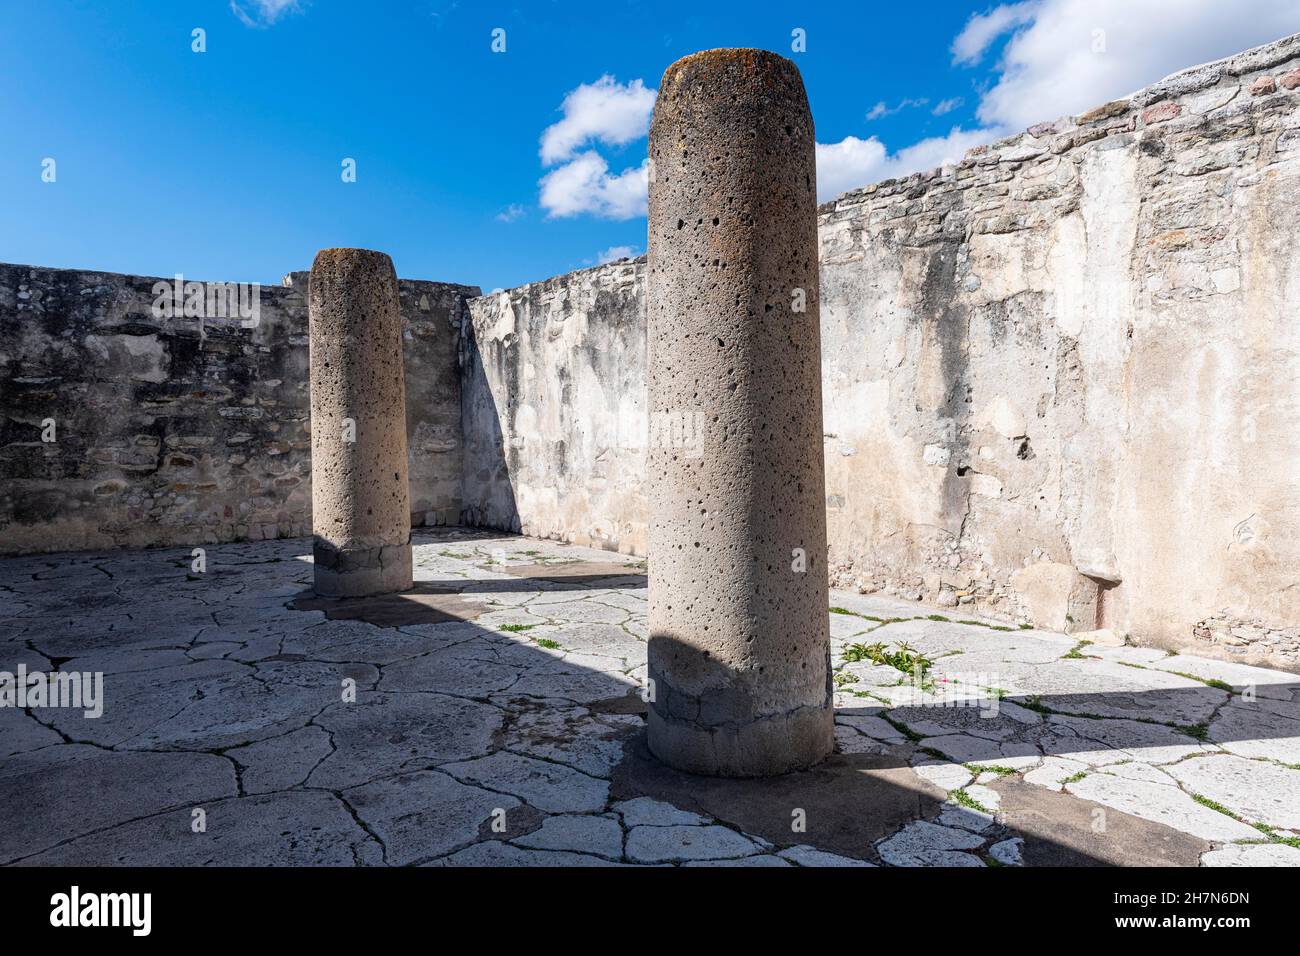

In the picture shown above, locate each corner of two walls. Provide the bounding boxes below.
[460,35,1300,672]
[459,258,648,555]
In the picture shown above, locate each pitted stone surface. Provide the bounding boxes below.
[308,248,413,597]
[1,528,1298,866]
[645,48,832,776]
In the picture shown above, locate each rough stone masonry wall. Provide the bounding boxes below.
[0,262,476,554]
[462,34,1300,670]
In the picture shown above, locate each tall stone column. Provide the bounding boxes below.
[645,49,833,776]
[308,248,413,597]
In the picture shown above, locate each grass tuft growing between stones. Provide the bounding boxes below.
[950,788,991,814]
[500,623,535,633]
[829,607,1024,633]
[1168,671,1234,693]
[534,638,562,650]
[966,764,1017,777]
[842,641,933,677]
[1249,823,1300,850]
[1175,722,1210,742]
[882,713,923,742]
[1191,793,1238,818]
[957,618,1015,632]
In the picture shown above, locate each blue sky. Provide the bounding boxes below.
[2,1,1298,292]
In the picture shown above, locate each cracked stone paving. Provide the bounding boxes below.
[2,529,1298,867]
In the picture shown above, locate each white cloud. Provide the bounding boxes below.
[814,136,887,201]
[539,152,649,219]
[540,75,656,165]
[951,0,1040,65]
[961,0,1300,130]
[815,127,998,202]
[496,204,526,223]
[932,97,964,116]
[230,0,302,28]
[536,76,656,219]
[596,245,638,264]
[866,97,929,120]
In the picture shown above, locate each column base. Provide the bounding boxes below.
[312,538,413,598]
[646,704,834,777]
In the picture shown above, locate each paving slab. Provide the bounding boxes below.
[1162,754,1300,828]
[513,813,624,859]
[990,777,1211,866]
[440,751,609,813]
[626,825,762,863]
[14,791,381,866]
[0,746,237,864]
[343,769,524,865]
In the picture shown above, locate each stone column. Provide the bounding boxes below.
[308,248,413,597]
[645,49,833,776]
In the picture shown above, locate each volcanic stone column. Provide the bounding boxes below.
[645,49,833,776]
[308,248,413,597]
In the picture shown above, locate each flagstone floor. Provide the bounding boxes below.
[1,528,1298,867]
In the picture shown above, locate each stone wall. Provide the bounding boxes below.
[459,35,1300,670]
[0,262,476,554]
[817,34,1300,669]
[461,258,647,553]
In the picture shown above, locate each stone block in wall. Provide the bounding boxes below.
[1009,562,1099,634]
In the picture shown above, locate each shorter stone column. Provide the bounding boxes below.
[308,248,412,597]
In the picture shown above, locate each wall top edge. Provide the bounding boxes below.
[0,261,480,300]
[818,30,1300,216]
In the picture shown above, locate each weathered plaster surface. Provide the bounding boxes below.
[817,33,1300,668]
[461,260,647,554]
